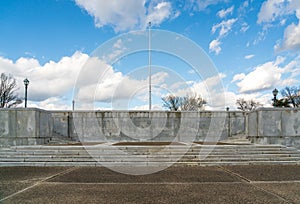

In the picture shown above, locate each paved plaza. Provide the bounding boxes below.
[1,165,300,203]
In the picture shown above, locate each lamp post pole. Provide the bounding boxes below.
[72,100,75,111]
[23,78,29,108]
[272,88,278,107]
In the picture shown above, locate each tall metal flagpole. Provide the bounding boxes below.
[148,22,152,111]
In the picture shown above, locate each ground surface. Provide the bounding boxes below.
[1,165,300,203]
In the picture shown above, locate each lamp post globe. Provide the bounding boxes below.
[272,88,278,107]
[272,88,278,98]
[23,78,29,108]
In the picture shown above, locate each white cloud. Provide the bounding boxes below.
[258,0,300,24]
[232,73,246,82]
[280,18,286,25]
[147,2,172,26]
[217,6,234,18]
[212,18,237,37]
[228,92,274,109]
[102,39,127,63]
[257,0,300,51]
[133,104,163,110]
[257,0,288,24]
[30,97,72,110]
[210,17,237,56]
[75,55,171,106]
[186,0,228,11]
[75,0,175,32]
[240,22,249,32]
[0,52,88,102]
[75,0,145,31]
[209,39,222,55]
[244,54,255,60]
[0,52,174,110]
[233,57,287,93]
[276,20,300,51]
[183,74,227,109]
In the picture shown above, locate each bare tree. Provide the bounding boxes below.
[0,73,22,108]
[162,95,181,111]
[162,94,206,111]
[236,98,262,111]
[280,86,300,108]
[181,94,206,111]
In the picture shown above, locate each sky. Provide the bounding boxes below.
[0,0,300,110]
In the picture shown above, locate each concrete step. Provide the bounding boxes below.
[1,154,300,162]
[6,144,286,148]
[0,160,299,167]
[1,143,299,167]
[4,145,294,151]
[2,154,299,161]
[0,147,300,156]
[1,157,299,163]
[2,149,298,156]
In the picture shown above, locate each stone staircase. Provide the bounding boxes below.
[0,143,300,167]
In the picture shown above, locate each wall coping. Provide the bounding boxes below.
[0,108,49,113]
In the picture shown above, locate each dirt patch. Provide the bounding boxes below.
[47,142,104,146]
[112,142,186,146]
[193,142,250,145]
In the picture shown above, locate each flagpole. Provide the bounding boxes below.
[148,21,152,111]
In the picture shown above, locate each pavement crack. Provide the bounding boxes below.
[43,166,79,182]
[0,167,78,202]
[218,166,292,203]
[251,183,294,204]
[218,166,251,183]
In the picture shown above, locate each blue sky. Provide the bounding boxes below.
[0,0,299,110]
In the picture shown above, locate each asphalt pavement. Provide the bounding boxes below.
[1,165,300,203]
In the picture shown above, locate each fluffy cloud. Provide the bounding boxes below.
[257,0,300,51]
[147,2,172,26]
[210,18,237,55]
[0,52,173,110]
[212,18,237,37]
[257,0,300,24]
[232,73,246,82]
[30,97,72,110]
[209,39,222,55]
[177,74,227,109]
[232,56,300,93]
[73,55,174,110]
[217,6,234,18]
[0,52,88,102]
[184,0,228,11]
[257,0,288,24]
[75,0,145,31]
[234,60,280,93]
[276,19,300,51]
[75,0,175,32]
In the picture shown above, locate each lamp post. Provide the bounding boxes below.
[72,100,75,111]
[272,88,278,107]
[23,78,29,108]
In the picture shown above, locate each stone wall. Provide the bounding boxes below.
[51,111,246,143]
[0,108,52,146]
[248,108,300,148]
[1,108,300,147]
